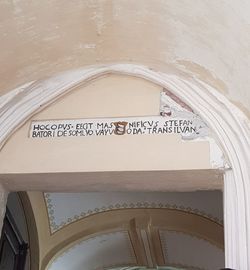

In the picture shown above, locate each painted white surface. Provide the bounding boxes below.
[47,231,136,270]
[0,64,249,269]
[46,223,224,270]
[160,230,224,270]
[0,0,250,118]
[0,74,213,174]
[45,191,223,233]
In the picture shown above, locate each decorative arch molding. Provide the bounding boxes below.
[0,64,249,269]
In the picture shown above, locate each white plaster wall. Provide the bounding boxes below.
[0,1,250,117]
[0,75,211,174]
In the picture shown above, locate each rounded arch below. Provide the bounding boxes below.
[0,64,249,269]
[44,208,224,270]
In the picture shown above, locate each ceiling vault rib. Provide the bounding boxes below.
[150,228,165,266]
[128,218,147,266]
[140,229,154,268]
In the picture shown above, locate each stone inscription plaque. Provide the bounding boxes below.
[29,115,208,140]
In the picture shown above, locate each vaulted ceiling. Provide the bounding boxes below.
[44,192,223,233]
[0,0,250,117]
[24,191,224,270]
[2,1,250,270]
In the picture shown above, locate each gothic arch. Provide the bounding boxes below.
[0,64,249,269]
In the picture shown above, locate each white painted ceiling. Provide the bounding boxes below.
[45,191,224,270]
[160,230,224,270]
[48,231,136,270]
[48,229,223,270]
[45,191,223,233]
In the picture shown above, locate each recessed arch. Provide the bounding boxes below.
[0,63,249,269]
[43,208,224,270]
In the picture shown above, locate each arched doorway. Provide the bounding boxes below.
[0,64,249,269]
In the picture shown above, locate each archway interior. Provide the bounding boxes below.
[0,73,226,270]
[0,74,225,182]
[43,191,224,270]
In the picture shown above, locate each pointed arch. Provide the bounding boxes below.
[0,64,249,269]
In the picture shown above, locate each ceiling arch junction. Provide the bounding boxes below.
[43,203,224,270]
[21,190,224,270]
[0,64,249,270]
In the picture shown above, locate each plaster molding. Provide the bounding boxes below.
[0,64,249,269]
